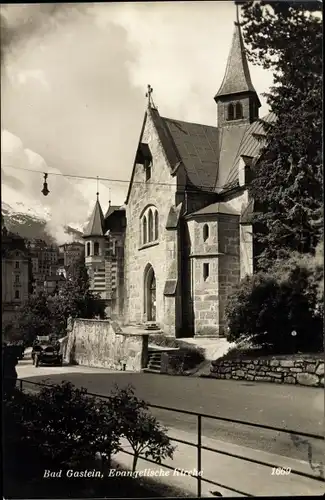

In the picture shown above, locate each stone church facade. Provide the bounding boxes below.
[84,18,274,338]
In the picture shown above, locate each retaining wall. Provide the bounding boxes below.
[65,318,149,371]
[209,354,324,387]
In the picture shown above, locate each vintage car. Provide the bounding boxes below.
[32,336,63,367]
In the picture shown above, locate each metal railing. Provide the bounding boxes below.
[9,378,325,497]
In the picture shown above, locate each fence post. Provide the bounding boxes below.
[197,414,202,498]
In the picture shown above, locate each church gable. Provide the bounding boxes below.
[125,108,178,210]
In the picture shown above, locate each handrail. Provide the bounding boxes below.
[7,378,325,497]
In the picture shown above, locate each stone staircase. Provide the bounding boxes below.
[145,350,163,373]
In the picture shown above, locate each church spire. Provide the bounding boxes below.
[83,194,105,237]
[215,19,257,99]
[214,3,261,126]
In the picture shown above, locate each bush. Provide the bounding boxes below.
[225,244,324,354]
[3,382,175,498]
[167,348,205,375]
[108,385,175,473]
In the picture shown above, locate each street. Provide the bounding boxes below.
[17,356,324,467]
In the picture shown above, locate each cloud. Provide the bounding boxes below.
[17,69,50,89]
[1,129,125,244]
[1,2,274,244]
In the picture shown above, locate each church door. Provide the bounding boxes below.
[145,265,156,322]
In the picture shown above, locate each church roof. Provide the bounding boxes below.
[215,22,258,100]
[161,117,220,191]
[83,197,105,237]
[188,202,240,218]
[220,112,276,189]
[105,204,122,219]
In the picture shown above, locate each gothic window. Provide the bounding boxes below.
[143,216,148,244]
[203,224,209,242]
[140,206,159,246]
[148,209,154,241]
[94,242,99,256]
[86,242,91,256]
[15,290,20,299]
[154,210,159,240]
[227,103,234,121]
[235,102,243,119]
[203,263,209,281]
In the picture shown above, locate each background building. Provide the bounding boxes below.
[83,198,125,317]
[1,225,32,328]
[59,242,84,267]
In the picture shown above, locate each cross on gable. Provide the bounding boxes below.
[146,84,153,105]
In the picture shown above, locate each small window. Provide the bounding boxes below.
[148,209,154,242]
[145,160,151,182]
[203,224,209,242]
[227,103,234,121]
[94,242,99,256]
[235,102,243,119]
[154,211,159,240]
[15,290,20,299]
[203,263,209,281]
[15,261,20,269]
[143,216,147,244]
[86,242,91,256]
[15,275,20,284]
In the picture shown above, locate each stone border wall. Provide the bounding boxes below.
[65,318,149,371]
[209,355,324,387]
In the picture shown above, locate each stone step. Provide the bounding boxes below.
[143,368,161,374]
[148,360,161,367]
[148,353,162,359]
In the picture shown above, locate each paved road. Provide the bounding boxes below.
[18,359,324,466]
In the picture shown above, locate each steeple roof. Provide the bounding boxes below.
[215,21,258,100]
[83,195,105,237]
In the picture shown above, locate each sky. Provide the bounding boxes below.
[1,2,273,244]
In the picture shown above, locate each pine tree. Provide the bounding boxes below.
[240,1,323,268]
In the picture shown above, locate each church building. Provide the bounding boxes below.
[84,13,273,337]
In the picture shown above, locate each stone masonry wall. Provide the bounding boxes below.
[217,215,240,336]
[210,355,324,387]
[124,111,179,331]
[65,318,148,371]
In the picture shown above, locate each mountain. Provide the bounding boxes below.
[2,202,83,243]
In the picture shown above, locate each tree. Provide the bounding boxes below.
[225,243,323,353]
[49,257,105,331]
[108,385,175,473]
[15,257,106,343]
[240,1,322,268]
[15,292,52,344]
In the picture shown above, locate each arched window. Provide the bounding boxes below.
[86,242,91,256]
[143,216,147,244]
[148,209,153,242]
[235,102,243,119]
[227,103,234,121]
[140,206,159,246]
[203,224,209,242]
[15,290,20,299]
[154,211,159,240]
[94,242,99,256]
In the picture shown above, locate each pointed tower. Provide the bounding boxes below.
[214,4,261,127]
[83,193,108,300]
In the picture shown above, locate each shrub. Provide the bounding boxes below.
[108,385,175,473]
[167,348,205,375]
[3,382,175,497]
[225,244,324,354]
